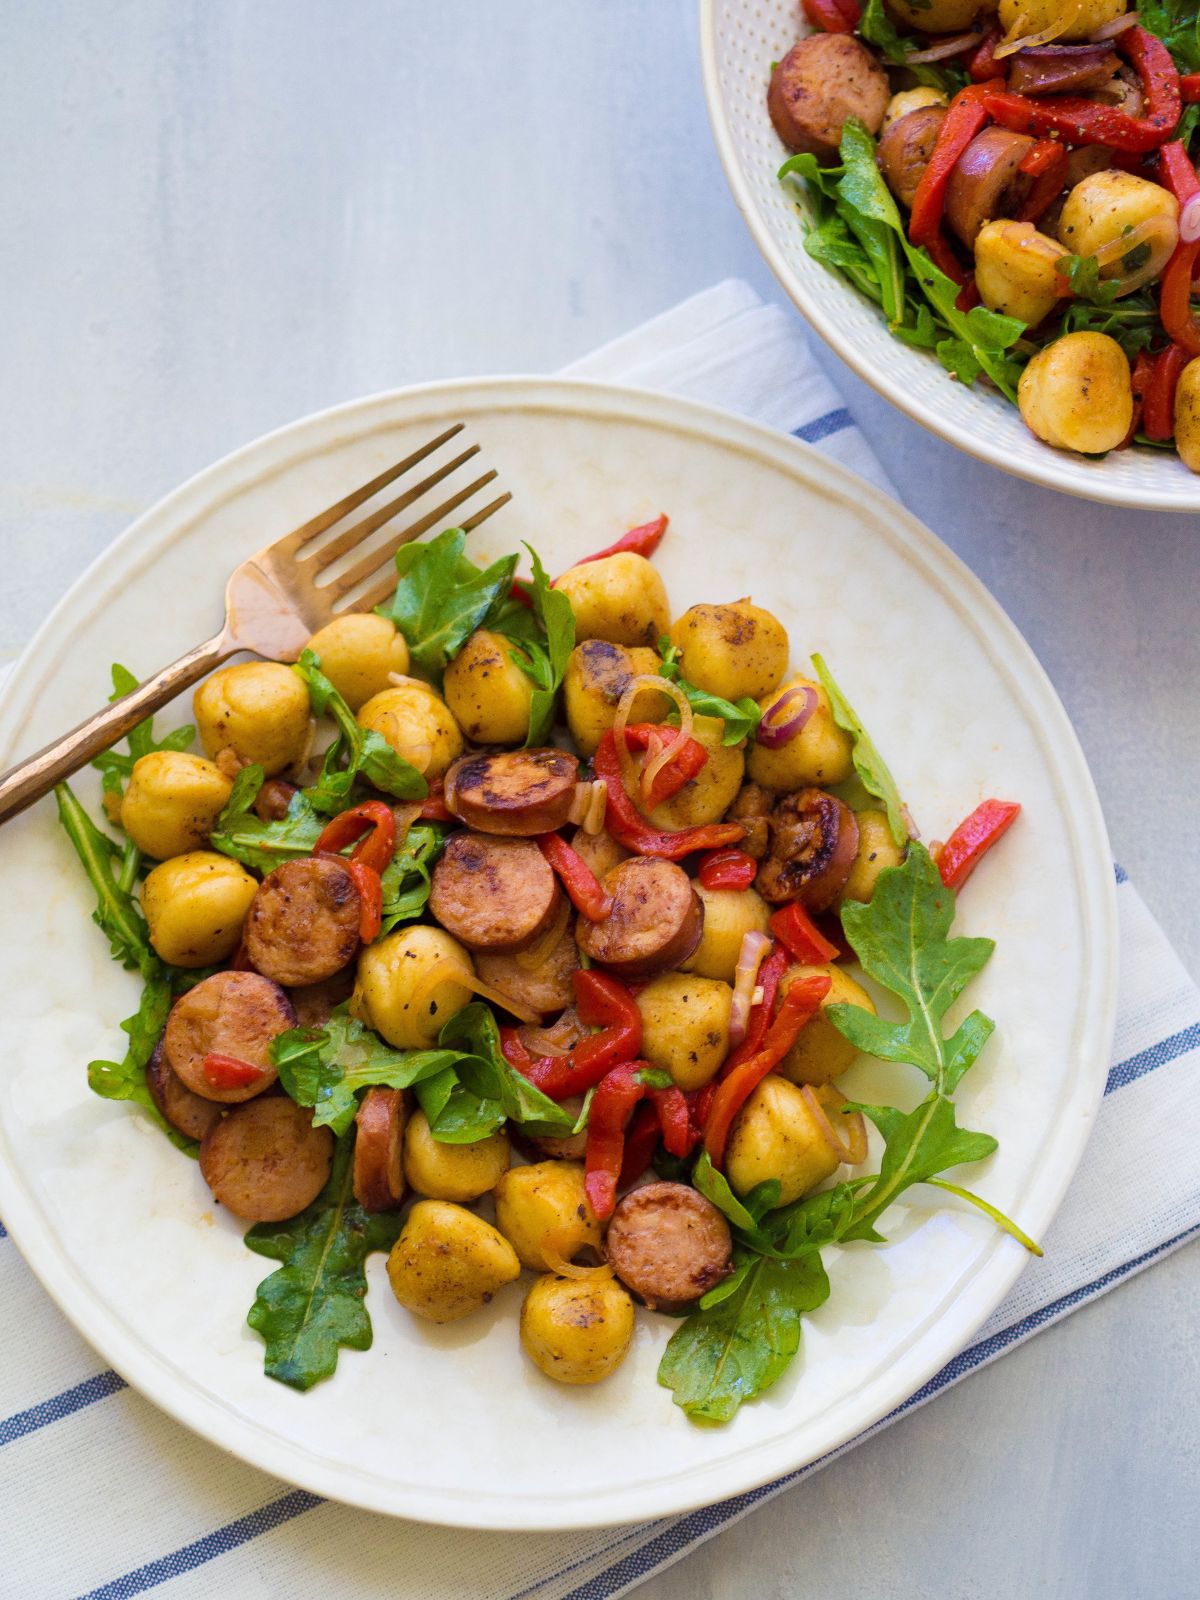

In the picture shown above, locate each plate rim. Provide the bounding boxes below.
[697,0,1200,513]
[0,375,1118,1528]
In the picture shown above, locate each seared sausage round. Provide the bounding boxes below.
[145,1037,223,1141]
[877,107,948,211]
[475,913,581,1014]
[164,970,295,1104]
[575,857,703,977]
[429,831,562,952]
[767,34,889,159]
[254,778,298,822]
[243,855,361,986]
[445,748,580,836]
[606,1182,733,1311]
[529,1094,588,1161]
[353,1087,407,1211]
[727,782,773,861]
[287,969,356,1029]
[199,1097,333,1222]
[756,788,859,911]
[945,127,1036,248]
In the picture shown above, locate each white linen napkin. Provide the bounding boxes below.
[2,280,1198,1600]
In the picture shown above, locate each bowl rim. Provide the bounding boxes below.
[698,0,1200,512]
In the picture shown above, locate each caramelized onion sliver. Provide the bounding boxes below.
[567,783,590,827]
[800,1086,869,1167]
[906,29,983,64]
[729,930,771,1049]
[518,1007,586,1058]
[583,778,608,834]
[541,1228,613,1282]
[391,800,423,844]
[1091,11,1138,42]
[514,894,571,971]
[408,958,543,1026]
[1087,213,1178,297]
[994,1,1081,59]
[611,674,694,819]
[285,716,318,784]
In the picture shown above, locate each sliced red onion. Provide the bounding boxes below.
[1181,194,1200,246]
[906,30,983,64]
[729,930,771,1048]
[1091,12,1139,41]
[755,685,819,749]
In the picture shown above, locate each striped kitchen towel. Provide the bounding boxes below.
[2,280,1198,1600]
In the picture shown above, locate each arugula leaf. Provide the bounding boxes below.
[272,1012,458,1136]
[692,1150,778,1232]
[1062,290,1159,361]
[834,118,906,324]
[810,653,908,848]
[1140,1,1200,73]
[501,544,576,745]
[858,0,969,92]
[831,844,995,1093]
[90,663,196,799]
[436,1004,577,1139]
[293,649,427,810]
[245,1133,402,1390]
[86,973,201,1154]
[379,527,518,678]
[414,1067,506,1144]
[379,822,446,934]
[841,1096,998,1244]
[208,764,327,872]
[1056,251,1124,309]
[55,780,160,977]
[658,641,761,745]
[658,1249,830,1423]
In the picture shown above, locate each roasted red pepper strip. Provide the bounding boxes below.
[555,515,668,580]
[909,84,996,259]
[618,1100,661,1188]
[585,1062,654,1218]
[1183,72,1200,103]
[417,785,454,823]
[1157,143,1200,360]
[202,1052,266,1091]
[593,730,744,859]
[313,800,397,875]
[500,969,643,1100]
[1143,342,1190,440]
[536,832,614,921]
[981,28,1180,155]
[704,975,832,1167]
[1017,139,1069,224]
[651,1085,692,1157]
[698,847,758,892]
[769,901,840,965]
[346,859,383,943]
[721,947,789,1076]
[802,0,859,32]
[1122,349,1154,448]
[968,25,1001,82]
[935,800,1021,890]
[621,723,709,810]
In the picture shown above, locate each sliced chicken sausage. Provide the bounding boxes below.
[767,34,889,159]
[475,914,581,1015]
[445,748,580,836]
[352,1088,407,1211]
[429,831,562,952]
[243,855,361,986]
[145,1037,224,1141]
[287,969,356,1029]
[254,778,298,822]
[606,1181,733,1311]
[756,788,859,911]
[944,127,1037,248]
[199,1097,333,1222]
[575,857,702,977]
[877,106,948,211]
[164,970,295,1104]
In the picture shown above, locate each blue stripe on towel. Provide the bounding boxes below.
[792,408,853,444]
[0,1370,127,1447]
[1105,1023,1200,1096]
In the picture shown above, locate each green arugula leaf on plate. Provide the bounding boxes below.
[378,526,518,679]
[208,764,327,872]
[90,663,196,799]
[272,1011,458,1137]
[810,653,908,847]
[858,0,971,91]
[294,649,427,811]
[434,1003,577,1141]
[245,1133,403,1391]
[1139,0,1200,73]
[498,544,576,745]
[54,780,160,977]
[86,972,200,1154]
[379,822,447,934]
[658,640,761,746]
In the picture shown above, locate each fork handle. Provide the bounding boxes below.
[0,630,236,826]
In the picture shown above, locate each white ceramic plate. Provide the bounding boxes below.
[701,0,1200,510]
[0,379,1115,1528]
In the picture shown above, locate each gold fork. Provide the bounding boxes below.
[0,424,510,824]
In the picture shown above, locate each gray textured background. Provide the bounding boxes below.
[1,2,1196,1594]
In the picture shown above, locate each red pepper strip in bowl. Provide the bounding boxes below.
[1183,72,1200,103]
[1017,139,1070,224]
[1143,343,1190,440]
[500,968,643,1100]
[1122,349,1155,448]
[722,947,789,1075]
[345,858,383,943]
[536,833,614,921]
[585,1062,658,1219]
[651,1086,692,1158]
[698,848,758,892]
[202,1053,267,1091]
[552,515,668,582]
[909,84,997,264]
[968,25,1001,82]
[621,723,709,810]
[934,800,1021,891]
[703,974,833,1167]
[616,1084,698,1188]
[313,799,397,875]
[982,28,1180,155]
[769,901,840,966]
[802,0,860,32]
[618,1101,661,1188]
[1157,143,1200,360]
[417,784,454,823]
[594,730,744,859]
